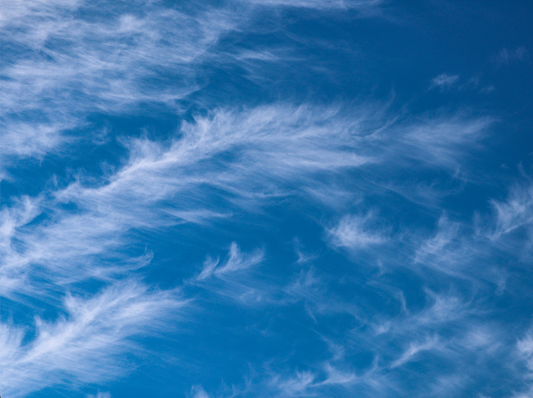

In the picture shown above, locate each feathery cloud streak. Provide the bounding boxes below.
[1,0,531,397]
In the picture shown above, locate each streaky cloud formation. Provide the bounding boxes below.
[243,0,383,11]
[0,282,187,398]
[1,0,532,397]
[196,242,264,280]
[490,183,533,239]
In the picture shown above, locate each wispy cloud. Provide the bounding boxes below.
[328,213,387,249]
[512,329,533,397]
[0,0,241,172]
[87,392,112,398]
[0,1,523,396]
[0,281,187,398]
[398,115,492,174]
[490,183,533,238]
[0,103,495,394]
[191,385,211,398]
[0,0,385,172]
[495,47,529,66]
[0,2,235,114]
[271,370,316,396]
[0,104,378,298]
[268,363,363,397]
[242,0,383,11]
[196,242,265,280]
[414,215,463,270]
[390,336,440,368]
[430,73,459,90]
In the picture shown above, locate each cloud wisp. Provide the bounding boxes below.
[328,213,387,250]
[0,281,187,398]
[2,1,530,397]
[430,73,460,90]
[0,101,497,397]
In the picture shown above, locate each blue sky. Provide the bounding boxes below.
[1,0,533,397]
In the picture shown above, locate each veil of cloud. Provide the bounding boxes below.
[1,0,532,397]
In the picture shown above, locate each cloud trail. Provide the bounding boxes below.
[0,281,187,398]
[1,0,530,397]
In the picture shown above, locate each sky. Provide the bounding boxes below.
[0,0,533,397]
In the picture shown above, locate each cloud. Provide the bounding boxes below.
[0,102,496,396]
[390,336,440,368]
[398,115,492,173]
[517,331,533,372]
[0,281,187,398]
[0,121,73,162]
[87,393,112,398]
[191,385,211,398]
[0,104,377,298]
[264,359,398,398]
[386,293,467,334]
[430,73,459,90]
[0,0,521,397]
[0,2,235,114]
[328,213,386,249]
[490,183,533,239]
[196,242,265,280]
[187,243,276,308]
[269,364,360,397]
[471,182,533,257]
[414,215,462,268]
[0,0,242,172]
[496,47,529,65]
[271,370,316,396]
[513,329,533,397]
[242,0,383,11]
[0,0,385,171]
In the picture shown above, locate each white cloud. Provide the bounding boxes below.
[490,184,533,239]
[87,392,112,398]
[0,0,240,170]
[267,361,388,397]
[513,330,533,397]
[0,2,234,114]
[399,116,492,173]
[242,0,383,11]
[0,102,496,396]
[0,0,385,170]
[390,336,440,368]
[473,182,533,258]
[328,213,386,249]
[187,243,274,307]
[517,332,533,372]
[272,370,316,396]
[196,242,264,280]
[319,363,357,386]
[496,47,528,65]
[0,105,377,297]
[191,385,211,398]
[0,1,514,397]
[430,73,459,89]
[0,281,187,398]
[414,215,462,267]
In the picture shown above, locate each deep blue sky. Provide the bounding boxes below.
[1,1,533,397]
